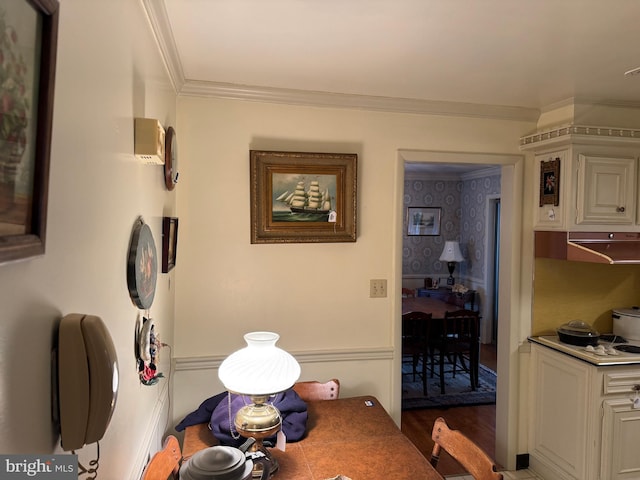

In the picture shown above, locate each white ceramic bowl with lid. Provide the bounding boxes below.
[613,307,640,342]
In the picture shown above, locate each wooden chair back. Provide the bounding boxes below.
[443,308,480,389]
[431,417,502,480]
[141,435,182,480]
[293,379,340,400]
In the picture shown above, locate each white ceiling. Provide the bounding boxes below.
[148,0,640,117]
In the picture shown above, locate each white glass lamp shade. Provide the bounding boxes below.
[439,241,464,263]
[218,332,301,395]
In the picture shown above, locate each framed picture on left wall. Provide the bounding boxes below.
[162,217,178,273]
[0,0,59,264]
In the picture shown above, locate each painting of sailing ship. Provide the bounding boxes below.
[272,173,337,222]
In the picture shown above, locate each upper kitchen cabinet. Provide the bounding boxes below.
[521,125,640,232]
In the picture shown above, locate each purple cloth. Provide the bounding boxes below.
[210,389,308,447]
[175,391,227,432]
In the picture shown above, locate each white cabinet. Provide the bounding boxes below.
[529,344,640,480]
[522,126,640,231]
[576,154,636,225]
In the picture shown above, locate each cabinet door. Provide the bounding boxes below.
[530,345,593,479]
[601,398,640,480]
[576,154,636,224]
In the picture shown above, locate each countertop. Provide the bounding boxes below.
[529,335,640,366]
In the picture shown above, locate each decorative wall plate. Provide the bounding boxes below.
[127,218,157,309]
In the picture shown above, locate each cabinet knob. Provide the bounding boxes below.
[616,206,626,213]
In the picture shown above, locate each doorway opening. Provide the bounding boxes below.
[397,149,523,471]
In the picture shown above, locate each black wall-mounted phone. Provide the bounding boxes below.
[54,314,119,451]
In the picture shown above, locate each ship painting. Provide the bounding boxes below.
[272,174,336,222]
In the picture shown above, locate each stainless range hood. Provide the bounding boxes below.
[535,231,640,264]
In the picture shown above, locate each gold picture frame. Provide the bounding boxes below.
[539,157,560,206]
[250,150,357,243]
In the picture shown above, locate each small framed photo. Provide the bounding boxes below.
[250,150,357,243]
[407,207,441,236]
[540,157,560,206]
[161,217,178,273]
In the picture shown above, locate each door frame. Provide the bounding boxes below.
[394,149,526,470]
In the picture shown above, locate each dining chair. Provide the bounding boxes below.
[402,311,433,395]
[141,435,182,480]
[430,417,503,480]
[293,379,340,400]
[441,309,481,390]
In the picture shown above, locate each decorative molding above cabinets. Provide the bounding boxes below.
[521,124,640,232]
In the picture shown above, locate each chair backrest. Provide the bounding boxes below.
[293,379,340,400]
[431,417,503,480]
[444,309,479,342]
[402,311,433,347]
[141,435,182,480]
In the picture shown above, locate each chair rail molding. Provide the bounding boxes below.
[174,346,394,372]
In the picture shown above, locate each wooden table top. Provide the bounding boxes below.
[182,395,444,480]
[402,296,460,318]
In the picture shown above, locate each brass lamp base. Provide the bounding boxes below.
[235,397,282,478]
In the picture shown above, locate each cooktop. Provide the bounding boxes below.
[530,335,640,366]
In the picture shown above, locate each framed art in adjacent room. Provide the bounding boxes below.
[539,157,560,206]
[0,0,59,264]
[406,207,441,236]
[250,150,357,243]
[162,217,178,273]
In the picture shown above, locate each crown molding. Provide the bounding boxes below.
[520,124,640,150]
[179,80,541,121]
[141,0,185,93]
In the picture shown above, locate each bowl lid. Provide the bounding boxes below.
[613,306,640,318]
[557,320,599,337]
[179,446,253,480]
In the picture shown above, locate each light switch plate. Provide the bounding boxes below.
[370,279,387,298]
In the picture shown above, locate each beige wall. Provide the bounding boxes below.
[0,1,177,478]
[533,259,640,335]
[172,96,535,438]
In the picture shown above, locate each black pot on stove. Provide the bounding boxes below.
[556,320,600,346]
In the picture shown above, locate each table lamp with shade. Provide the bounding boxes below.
[218,331,301,477]
[439,240,464,285]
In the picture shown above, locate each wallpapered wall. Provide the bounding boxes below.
[402,171,501,287]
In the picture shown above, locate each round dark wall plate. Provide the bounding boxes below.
[127,218,157,309]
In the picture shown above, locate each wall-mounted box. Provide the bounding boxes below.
[134,118,165,165]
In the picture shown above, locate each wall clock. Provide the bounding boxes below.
[164,126,179,190]
[127,218,157,310]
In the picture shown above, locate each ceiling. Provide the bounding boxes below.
[148,0,640,117]
[144,1,640,175]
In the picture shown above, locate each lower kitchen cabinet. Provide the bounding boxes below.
[529,343,640,480]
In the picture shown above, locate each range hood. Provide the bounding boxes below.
[535,231,640,265]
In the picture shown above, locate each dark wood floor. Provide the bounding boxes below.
[401,343,498,477]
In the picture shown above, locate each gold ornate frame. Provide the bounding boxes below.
[250,150,357,243]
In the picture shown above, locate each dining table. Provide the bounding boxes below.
[181,395,445,479]
[402,295,461,318]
